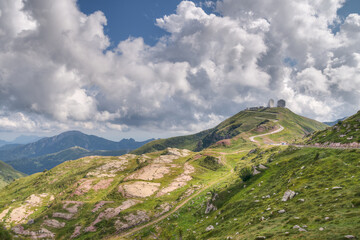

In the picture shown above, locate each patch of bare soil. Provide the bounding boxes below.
[52,212,73,220]
[85,199,142,232]
[156,163,195,196]
[0,208,10,220]
[63,201,84,213]
[115,210,150,231]
[71,226,82,239]
[43,219,65,228]
[72,179,94,196]
[118,154,137,160]
[155,203,173,217]
[12,225,55,239]
[93,178,114,191]
[214,139,231,146]
[152,155,178,164]
[166,148,191,157]
[119,181,160,198]
[138,154,150,164]
[92,201,114,213]
[1,194,50,225]
[125,164,170,181]
[87,159,128,178]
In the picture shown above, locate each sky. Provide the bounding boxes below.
[0,0,360,141]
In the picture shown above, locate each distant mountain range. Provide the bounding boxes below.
[0,131,153,174]
[0,135,43,147]
[323,117,347,126]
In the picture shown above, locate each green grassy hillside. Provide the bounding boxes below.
[127,147,360,240]
[0,160,26,189]
[0,148,228,239]
[308,111,360,144]
[133,108,327,154]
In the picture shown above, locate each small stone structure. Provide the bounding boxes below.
[268,99,275,108]
[277,99,286,108]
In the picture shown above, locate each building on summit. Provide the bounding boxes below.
[246,98,286,111]
[268,99,275,108]
[277,99,286,108]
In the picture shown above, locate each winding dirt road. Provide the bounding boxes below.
[249,125,284,143]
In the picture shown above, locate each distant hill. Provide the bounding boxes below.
[132,107,327,154]
[8,147,130,174]
[0,135,42,147]
[0,160,26,189]
[12,135,43,144]
[0,131,153,174]
[308,110,360,144]
[323,117,347,126]
[0,139,11,147]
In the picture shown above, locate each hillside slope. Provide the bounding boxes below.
[133,108,327,154]
[129,147,360,240]
[0,160,26,189]
[308,110,360,144]
[0,148,226,239]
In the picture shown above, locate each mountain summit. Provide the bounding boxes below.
[133,107,327,154]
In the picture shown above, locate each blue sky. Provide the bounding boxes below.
[77,0,217,46]
[78,0,360,47]
[1,0,360,141]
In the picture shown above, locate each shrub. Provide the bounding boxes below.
[0,224,12,240]
[199,156,221,171]
[239,167,253,182]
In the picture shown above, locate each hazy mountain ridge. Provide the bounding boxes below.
[0,135,43,147]
[0,131,153,174]
[323,117,347,126]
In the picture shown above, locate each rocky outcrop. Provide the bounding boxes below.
[282,190,296,201]
[12,225,55,239]
[43,219,65,228]
[85,199,142,232]
[114,210,150,231]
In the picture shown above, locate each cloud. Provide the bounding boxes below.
[0,0,360,136]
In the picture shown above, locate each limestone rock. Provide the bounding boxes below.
[344,235,355,239]
[71,226,82,239]
[282,190,296,201]
[115,210,150,231]
[258,164,268,170]
[206,225,214,231]
[43,219,65,228]
[253,168,261,175]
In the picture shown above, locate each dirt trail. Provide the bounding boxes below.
[249,124,284,143]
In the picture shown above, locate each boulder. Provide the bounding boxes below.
[344,235,355,239]
[205,202,217,214]
[253,168,261,175]
[206,225,214,231]
[282,190,296,201]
